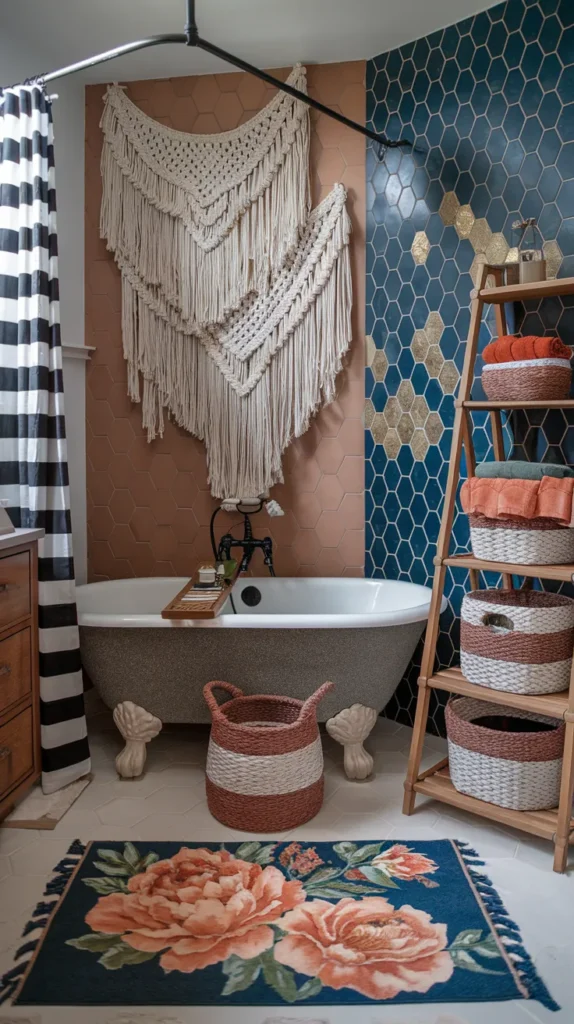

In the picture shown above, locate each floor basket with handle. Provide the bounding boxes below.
[203,680,334,832]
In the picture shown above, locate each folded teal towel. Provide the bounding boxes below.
[475,460,574,480]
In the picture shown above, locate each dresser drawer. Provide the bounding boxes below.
[0,552,30,630]
[0,707,34,798]
[0,628,31,715]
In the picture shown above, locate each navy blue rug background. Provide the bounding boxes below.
[16,839,525,1007]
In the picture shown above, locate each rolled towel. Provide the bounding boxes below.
[483,335,572,364]
[483,335,513,362]
[475,461,574,480]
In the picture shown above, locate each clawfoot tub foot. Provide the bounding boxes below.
[113,701,162,779]
[326,704,378,780]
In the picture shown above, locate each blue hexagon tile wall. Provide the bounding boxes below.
[365,0,574,733]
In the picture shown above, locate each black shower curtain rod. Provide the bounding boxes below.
[41,0,411,154]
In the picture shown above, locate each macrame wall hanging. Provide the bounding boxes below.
[100,65,310,328]
[100,68,353,500]
[121,184,352,499]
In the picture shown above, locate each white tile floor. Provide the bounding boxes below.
[0,703,572,1024]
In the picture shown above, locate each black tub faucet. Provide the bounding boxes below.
[216,501,275,576]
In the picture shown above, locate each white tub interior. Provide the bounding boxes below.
[76,576,442,629]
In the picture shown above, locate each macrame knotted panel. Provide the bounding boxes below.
[121,184,353,500]
[100,66,310,328]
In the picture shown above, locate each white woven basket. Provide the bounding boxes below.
[461,589,574,695]
[446,697,564,811]
[460,651,571,694]
[448,740,562,810]
[469,515,574,565]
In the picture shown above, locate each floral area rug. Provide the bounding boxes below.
[0,839,558,1011]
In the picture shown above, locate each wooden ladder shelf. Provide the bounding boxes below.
[402,267,574,873]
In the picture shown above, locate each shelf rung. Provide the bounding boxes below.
[464,399,574,410]
[413,764,574,842]
[444,553,574,583]
[479,276,574,304]
[428,667,570,720]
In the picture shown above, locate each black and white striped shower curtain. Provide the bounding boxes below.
[0,82,90,793]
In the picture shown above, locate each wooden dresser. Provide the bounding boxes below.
[0,529,43,820]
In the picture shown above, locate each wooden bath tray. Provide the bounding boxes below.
[161,566,239,620]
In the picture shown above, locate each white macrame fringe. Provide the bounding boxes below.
[100,66,310,329]
[121,185,353,500]
[116,183,349,396]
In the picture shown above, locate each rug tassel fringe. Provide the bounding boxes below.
[15,940,40,960]
[454,841,560,1013]
[0,839,86,1006]
[0,964,28,1004]
[22,917,48,937]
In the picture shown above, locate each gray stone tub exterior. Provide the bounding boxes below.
[76,576,436,723]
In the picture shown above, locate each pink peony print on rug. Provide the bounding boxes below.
[0,840,558,1011]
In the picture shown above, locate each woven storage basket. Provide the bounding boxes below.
[469,512,574,564]
[482,358,572,402]
[461,589,574,695]
[203,680,334,832]
[446,697,564,811]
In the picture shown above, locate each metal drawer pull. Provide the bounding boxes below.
[0,746,10,761]
[0,663,10,677]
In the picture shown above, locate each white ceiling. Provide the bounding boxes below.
[4,0,496,84]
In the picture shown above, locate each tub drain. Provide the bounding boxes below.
[241,586,262,607]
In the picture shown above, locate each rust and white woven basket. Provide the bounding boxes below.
[461,589,574,695]
[203,680,334,832]
[482,358,572,402]
[469,512,574,564]
[446,697,564,811]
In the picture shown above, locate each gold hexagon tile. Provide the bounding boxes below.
[469,218,492,255]
[506,247,519,264]
[411,395,430,428]
[412,330,429,363]
[364,399,375,429]
[454,204,475,240]
[411,231,430,265]
[411,428,430,461]
[439,361,459,394]
[397,379,415,411]
[383,428,401,460]
[371,412,387,445]
[425,411,444,445]
[385,397,401,428]
[372,349,389,381]
[365,334,376,367]
[425,344,445,379]
[470,253,487,287]
[425,311,444,345]
[439,191,460,227]
[544,240,562,280]
[397,413,415,445]
[486,232,509,265]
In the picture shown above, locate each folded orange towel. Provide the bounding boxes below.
[483,335,572,364]
[461,475,574,527]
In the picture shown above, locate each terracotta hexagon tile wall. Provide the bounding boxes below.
[85,63,365,581]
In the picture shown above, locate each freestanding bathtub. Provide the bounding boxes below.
[76,576,439,779]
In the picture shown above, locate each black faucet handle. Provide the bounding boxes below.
[217,533,233,561]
